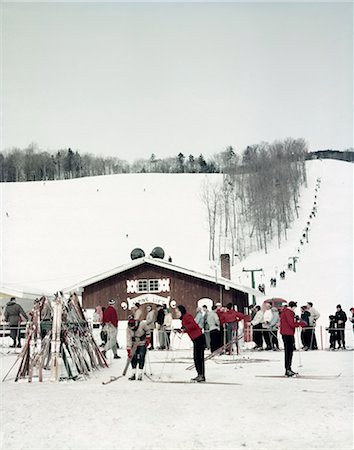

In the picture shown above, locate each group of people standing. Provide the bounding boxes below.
[249,301,322,352]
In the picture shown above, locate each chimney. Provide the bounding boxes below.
[220,254,231,280]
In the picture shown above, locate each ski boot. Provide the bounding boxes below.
[128,374,136,381]
[285,370,298,377]
[191,375,206,383]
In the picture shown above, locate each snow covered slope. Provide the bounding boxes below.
[1,160,352,325]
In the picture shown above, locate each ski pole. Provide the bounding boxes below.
[296,328,302,368]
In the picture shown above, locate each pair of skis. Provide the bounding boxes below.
[185,333,244,371]
[256,373,341,380]
[144,373,241,385]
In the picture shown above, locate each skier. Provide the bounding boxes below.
[4,297,28,348]
[156,304,165,349]
[131,303,143,322]
[280,301,306,377]
[163,308,173,350]
[102,299,121,359]
[262,302,273,350]
[206,306,221,352]
[126,317,150,380]
[202,305,211,350]
[334,304,347,349]
[177,304,206,382]
[250,305,264,350]
[300,305,311,350]
[269,307,280,350]
[307,302,320,349]
[194,307,204,329]
[223,303,244,354]
[326,315,338,350]
[145,305,157,350]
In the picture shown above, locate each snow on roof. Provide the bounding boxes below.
[65,257,263,298]
[0,284,52,300]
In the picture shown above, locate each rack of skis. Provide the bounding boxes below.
[3,293,107,383]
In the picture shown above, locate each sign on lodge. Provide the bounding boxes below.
[74,255,259,319]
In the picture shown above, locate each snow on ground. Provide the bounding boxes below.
[0,159,353,450]
[1,339,353,450]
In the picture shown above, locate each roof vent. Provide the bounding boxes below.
[130,248,145,260]
[150,247,165,259]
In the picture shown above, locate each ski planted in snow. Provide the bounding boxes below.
[256,373,341,380]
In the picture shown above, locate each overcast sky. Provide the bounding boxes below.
[1,1,353,161]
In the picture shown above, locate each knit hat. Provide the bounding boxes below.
[177,305,186,316]
[108,299,116,305]
[288,301,297,308]
[128,318,136,328]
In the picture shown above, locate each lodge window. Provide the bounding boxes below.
[137,279,160,293]
[149,279,160,292]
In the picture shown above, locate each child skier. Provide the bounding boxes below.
[126,317,150,381]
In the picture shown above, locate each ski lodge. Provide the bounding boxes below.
[72,252,261,319]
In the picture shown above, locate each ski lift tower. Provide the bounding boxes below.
[242,268,263,306]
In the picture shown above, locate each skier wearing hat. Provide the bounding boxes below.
[126,317,150,380]
[176,304,205,382]
[334,304,347,349]
[102,299,120,360]
[280,301,306,377]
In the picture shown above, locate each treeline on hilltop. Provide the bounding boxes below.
[0,142,352,182]
[0,146,219,182]
[202,137,308,261]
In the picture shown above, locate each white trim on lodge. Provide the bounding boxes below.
[65,257,263,299]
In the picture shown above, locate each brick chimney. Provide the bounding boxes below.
[220,254,231,280]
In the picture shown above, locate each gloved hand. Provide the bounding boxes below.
[127,348,132,358]
[145,336,151,347]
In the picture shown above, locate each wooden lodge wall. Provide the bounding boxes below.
[82,262,248,320]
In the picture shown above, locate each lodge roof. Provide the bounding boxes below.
[66,257,262,298]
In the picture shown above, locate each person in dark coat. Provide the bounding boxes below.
[280,301,306,377]
[156,305,166,349]
[334,304,347,349]
[4,297,28,348]
[300,305,311,350]
[326,315,338,350]
[177,305,205,382]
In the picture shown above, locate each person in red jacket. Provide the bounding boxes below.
[223,303,245,355]
[102,299,121,359]
[177,304,205,382]
[280,301,306,377]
